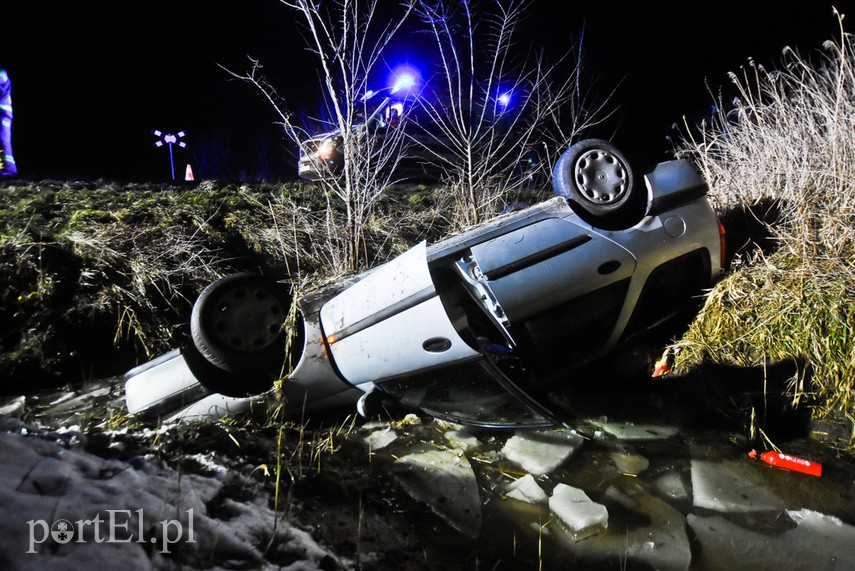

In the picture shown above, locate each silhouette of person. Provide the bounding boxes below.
[0,68,17,177]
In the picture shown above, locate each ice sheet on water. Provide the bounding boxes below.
[167,394,258,422]
[691,459,786,512]
[393,448,482,538]
[653,471,689,501]
[506,474,548,504]
[549,484,608,535]
[609,451,650,475]
[689,509,855,569]
[553,480,691,570]
[501,429,584,475]
[590,420,680,441]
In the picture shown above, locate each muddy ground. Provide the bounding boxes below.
[2,360,854,570]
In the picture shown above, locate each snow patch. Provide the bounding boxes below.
[364,428,397,450]
[0,431,347,570]
[0,396,25,416]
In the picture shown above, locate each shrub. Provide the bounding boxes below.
[674,15,855,447]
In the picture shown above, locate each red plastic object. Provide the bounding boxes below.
[748,449,822,477]
[651,352,674,378]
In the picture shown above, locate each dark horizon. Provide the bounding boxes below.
[3,1,844,182]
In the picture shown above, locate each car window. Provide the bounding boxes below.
[377,358,556,428]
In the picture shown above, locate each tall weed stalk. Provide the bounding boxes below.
[675,13,855,444]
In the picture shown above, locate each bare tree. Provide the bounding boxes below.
[227,0,416,272]
[412,0,609,227]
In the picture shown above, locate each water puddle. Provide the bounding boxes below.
[353,414,855,569]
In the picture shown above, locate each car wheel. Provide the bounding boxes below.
[182,340,276,397]
[553,139,640,226]
[190,273,291,374]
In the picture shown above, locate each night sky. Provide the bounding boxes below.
[3,1,847,181]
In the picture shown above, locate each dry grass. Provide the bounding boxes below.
[0,179,451,388]
[674,14,855,446]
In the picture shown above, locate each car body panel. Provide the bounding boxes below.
[325,295,481,386]
[320,241,481,385]
[592,196,722,356]
[320,240,433,338]
[644,159,709,217]
[125,349,207,416]
[125,156,724,428]
[282,306,364,414]
[471,218,637,322]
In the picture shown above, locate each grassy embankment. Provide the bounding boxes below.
[0,179,452,393]
[673,21,855,448]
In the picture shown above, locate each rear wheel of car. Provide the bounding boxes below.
[190,274,291,376]
[553,139,642,227]
[181,340,277,397]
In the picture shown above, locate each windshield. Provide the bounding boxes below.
[377,357,557,428]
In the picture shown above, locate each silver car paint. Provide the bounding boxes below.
[125,159,722,423]
[322,242,481,385]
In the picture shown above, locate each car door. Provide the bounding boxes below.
[320,241,481,386]
[469,217,637,323]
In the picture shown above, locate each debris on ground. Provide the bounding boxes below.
[749,448,823,476]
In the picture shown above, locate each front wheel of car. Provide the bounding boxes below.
[190,273,291,375]
[553,139,642,227]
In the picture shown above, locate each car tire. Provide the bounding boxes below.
[190,273,291,375]
[182,340,277,397]
[553,139,641,227]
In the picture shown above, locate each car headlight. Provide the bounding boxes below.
[317,139,336,158]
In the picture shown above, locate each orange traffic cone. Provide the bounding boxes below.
[184,164,195,181]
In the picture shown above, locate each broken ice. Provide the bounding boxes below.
[501,429,584,475]
[549,484,608,537]
[505,474,548,505]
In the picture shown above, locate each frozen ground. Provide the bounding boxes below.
[1,379,855,569]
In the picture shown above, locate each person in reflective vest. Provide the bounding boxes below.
[0,69,16,177]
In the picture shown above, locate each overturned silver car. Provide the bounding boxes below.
[126,140,725,428]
